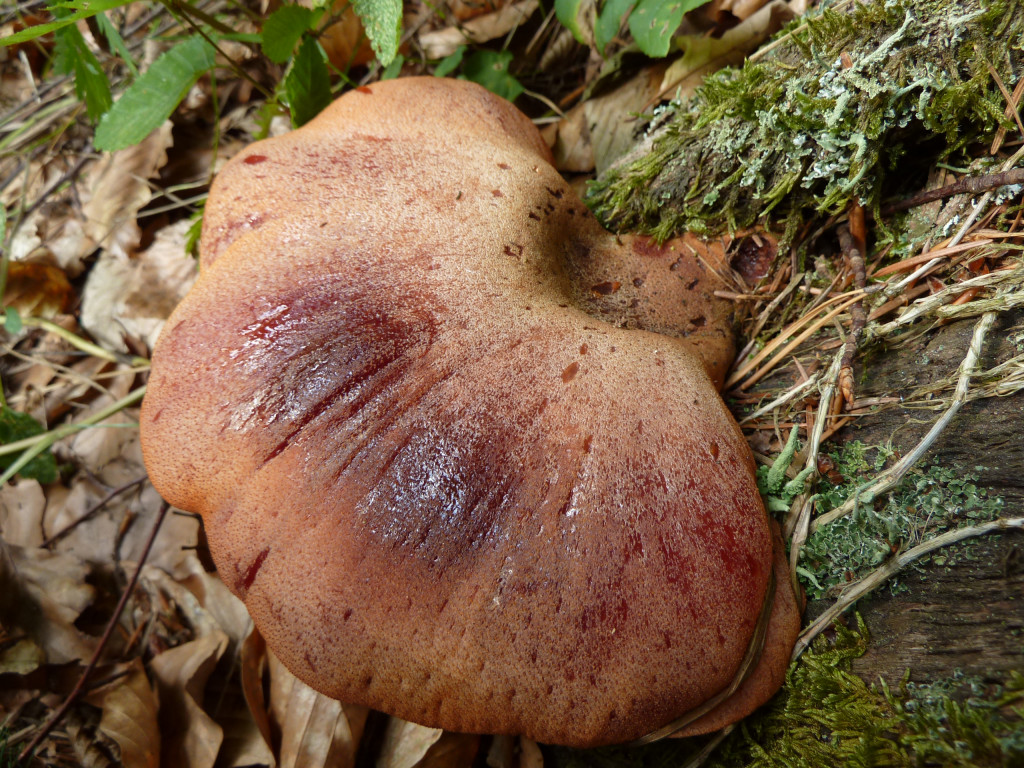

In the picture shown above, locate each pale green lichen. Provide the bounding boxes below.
[799,441,1005,599]
[586,0,1024,244]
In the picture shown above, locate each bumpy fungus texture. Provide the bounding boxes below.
[140,77,800,748]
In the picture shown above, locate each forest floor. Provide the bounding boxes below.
[0,0,1023,766]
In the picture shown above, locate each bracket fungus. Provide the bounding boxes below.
[140,77,800,748]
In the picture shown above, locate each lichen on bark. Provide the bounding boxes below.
[585,0,1024,243]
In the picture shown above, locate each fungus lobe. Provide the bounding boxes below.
[140,77,799,748]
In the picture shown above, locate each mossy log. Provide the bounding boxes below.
[802,309,1024,685]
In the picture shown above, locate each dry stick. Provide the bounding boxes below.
[811,311,997,533]
[793,515,1024,660]
[872,262,1023,336]
[735,293,865,391]
[881,147,1024,299]
[18,501,170,764]
[42,476,149,548]
[990,75,1024,155]
[731,272,805,371]
[784,351,843,572]
[837,220,868,411]
[880,167,1024,215]
[739,371,821,424]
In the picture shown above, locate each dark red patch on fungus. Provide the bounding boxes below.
[244,154,268,165]
[591,281,621,296]
[562,362,579,383]
[241,547,270,592]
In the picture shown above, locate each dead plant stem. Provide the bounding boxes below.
[812,311,996,532]
[794,515,1024,660]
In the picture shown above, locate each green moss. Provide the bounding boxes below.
[705,617,1024,768]
[586,0,1024,243]
[799,442,1005,599]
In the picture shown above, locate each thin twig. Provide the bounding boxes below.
[881,167,1024,215]
[18,501,170,763]
[837,216,867,411]
[812,311,996,532]
[793,515,1024,660]
[739,372,821,424]
[42,476,149,548]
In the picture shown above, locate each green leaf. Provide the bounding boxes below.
[434,46,464,78]
[380,53,404,80]
[461,50,523,102]
[4,308,22,335]
[0,0,129,45]
[628,0,708,58]
[284,37,331,127]
[261,4,317,64]
[0,408,58,484]
[352,0,402,66]
[595,0,634,54]
[94,36,215,151]
[555,0,585,43]
[95,11,138,76]
[53,23,112,121]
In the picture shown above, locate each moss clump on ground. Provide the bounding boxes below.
[706,617,1024,768]
[799,441,1005,599]
[586,0,1024,243]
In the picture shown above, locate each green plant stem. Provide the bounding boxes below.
[0,386,145,485]
[0,314,149,367]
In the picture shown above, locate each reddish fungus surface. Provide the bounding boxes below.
[140,77,800,748]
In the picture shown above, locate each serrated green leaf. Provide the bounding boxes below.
[95,11,138,76]
[352,0,402,66]
[0,0,129,45]
[94,36,215,151]
[0,408,57,484]
[595,0,634,54]
[261,5,317,64]
[555,0,586,43]
[53,23,112,121]
[434,46,464,77]
[628,0,708,58]
[461,50,523,102]
[284,37,331,127]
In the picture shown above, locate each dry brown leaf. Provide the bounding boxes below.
[177,554,253,647]
[240,628,276,761]
[417,732,481,767]
[519,738,543,768]
[316,0,375,69]
[150,631,229,768]
[376,718,444,768]
[0,637,46,675]
[419,0,539,58]
[4,260,74,318]
[81,120,173,258]
[659,0,793,96]
[215,629,276,768]
[485,735,515,768]
[0,479,47,548]
[85,658,162,768]
[269,650,368,768]
[80,219,198,354]
[0,542,95,663]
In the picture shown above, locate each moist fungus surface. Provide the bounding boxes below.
[140,77,800,748]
